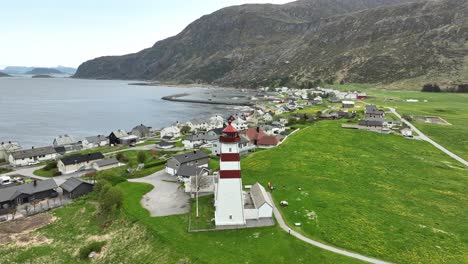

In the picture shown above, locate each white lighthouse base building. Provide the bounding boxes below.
[214,178,246,226]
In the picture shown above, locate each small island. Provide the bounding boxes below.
[31,74,54,78]
[26,67,64,75]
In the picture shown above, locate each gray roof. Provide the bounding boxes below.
[250,183,272,209]
[60,177,93,192]
[156,141,174,147]
[365,105,384,115]
[177,164,207,178]
[10,146,57,159]
[131,124,152,136]
[0,141,22,152]
[85,135,108,144]
[0,179,58,203]
[359,119,384,126]
[171,150,209,164]
[239,134,250,144]
[94,158,119,167]
[60,152,104,166]
[186,132,218,142]
[54,135,76,146]
[111,129,128,138]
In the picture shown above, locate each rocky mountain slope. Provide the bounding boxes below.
[0,71,11,77]
[74,0,468,88]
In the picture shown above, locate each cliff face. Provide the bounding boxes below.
[74,0,468,88]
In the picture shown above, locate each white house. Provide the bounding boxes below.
[82,135,108,149]
[185,119,209,131]
[9,146,58,167]
[342,101,355,108]
[263,113,274,122]
[0,141,22,161]
[53,134,77,147]
[231,117,248,131]
[244,183,273,220]
[57,152,104,174]
[160,126,181,139]
[208,115,224,130]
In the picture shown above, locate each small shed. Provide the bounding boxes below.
[93,158,122,171]
[342,101,355,108]
[60,178,94,199]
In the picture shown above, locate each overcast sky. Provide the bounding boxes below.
[0,0,292,69]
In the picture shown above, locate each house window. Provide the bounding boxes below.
[229,148,232,152]
[229,215,233,220]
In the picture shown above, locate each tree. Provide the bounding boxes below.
[457,84,468,93]
[99,186,123,214]
[116,152,129,163]
[180,125,191,134]
[421,83,441,92]
[137,151,146,164]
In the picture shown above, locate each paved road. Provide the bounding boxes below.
[389,108,468,166]
[129,170,190,217]
[4,166,89,185]
[268,193,391,264]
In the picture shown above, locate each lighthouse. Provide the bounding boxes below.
[214,119,245,226]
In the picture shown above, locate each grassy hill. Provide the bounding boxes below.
[242,122,467,264]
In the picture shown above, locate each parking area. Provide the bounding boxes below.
[129,170,190,217]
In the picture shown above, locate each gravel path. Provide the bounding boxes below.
[129,170,190,217]
[389,108,467,166]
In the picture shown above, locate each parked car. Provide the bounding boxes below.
[0,176,12,186]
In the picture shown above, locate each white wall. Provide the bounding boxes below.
[9,153,58,167]
[258,204,273,218]
[215,178,245,226]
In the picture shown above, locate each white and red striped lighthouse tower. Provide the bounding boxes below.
[214,119,245,226]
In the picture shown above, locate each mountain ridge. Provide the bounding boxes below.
[74,0,468,88]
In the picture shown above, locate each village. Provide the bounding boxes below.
[0,85,417,225]
[0,80,466,264]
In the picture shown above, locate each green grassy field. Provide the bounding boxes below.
[242,122,467,264]
[0,182,361,263]
[330,84,468,160]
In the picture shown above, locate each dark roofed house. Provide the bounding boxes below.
[8,146,58,167]
[165,150,209,176]
[57,152,104,174]
[0,179,58,210]
[359,119,384,127]
[365,105,385,119]
[155,141,174,149]
[131,124,152,138]
[109,129,138,146]
[60,178,94,199]
[176,164,210,180]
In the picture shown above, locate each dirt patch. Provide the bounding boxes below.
[0,213,55,246]
[413,116,451,125]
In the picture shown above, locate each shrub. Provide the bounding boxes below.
[115,153,129,163]
[421,83,441,92]
[78,241,106,260]
[44,161,57,171]
[137,151,146,164]
[180,125,191,134]
[53,171,62,176]
[97,172,126,186]
[99,187,123,214]
[457,84,468,93]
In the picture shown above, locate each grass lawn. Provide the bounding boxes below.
[99,150,167,179]
[189,195,216,230]
[33,167,59,177]
[0,181,361,263]
[330,83,468,160]
[136,140,158,147]
[242,121,467,264]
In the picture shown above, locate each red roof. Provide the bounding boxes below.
[222,121,238,133]
[239,128,280,146]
